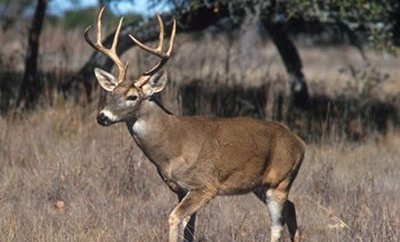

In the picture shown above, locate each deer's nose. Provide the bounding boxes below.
[97,112,111,126]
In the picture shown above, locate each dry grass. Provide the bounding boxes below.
[0,104,399,242]
[1,21,399,242]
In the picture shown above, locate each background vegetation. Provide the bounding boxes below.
[0,0,399,241]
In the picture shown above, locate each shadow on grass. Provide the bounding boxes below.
[178,79,399,142]
[1,71,398,141]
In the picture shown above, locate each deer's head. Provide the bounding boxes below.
[84,8,176,126]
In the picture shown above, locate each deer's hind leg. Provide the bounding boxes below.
[283,199,300,241]
[253,183,300,242]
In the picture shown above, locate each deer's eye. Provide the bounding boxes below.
[126,95,138,101]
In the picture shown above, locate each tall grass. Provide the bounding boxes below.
[0,105,399,241]
[0,23,399,241]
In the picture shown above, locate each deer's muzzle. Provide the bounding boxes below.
[97,112,113,126]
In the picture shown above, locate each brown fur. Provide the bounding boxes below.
[132,106,305,195]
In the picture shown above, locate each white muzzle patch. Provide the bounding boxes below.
[100,109,118,122]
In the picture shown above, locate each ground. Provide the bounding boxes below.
[0,22,399,242]
[0,106,399,241]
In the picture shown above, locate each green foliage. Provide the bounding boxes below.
[63,7,98,29]
[47,7,143,30]
[286,0,398,52]
[150,0,399,53]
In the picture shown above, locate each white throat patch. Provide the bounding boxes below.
[132,119,148,136]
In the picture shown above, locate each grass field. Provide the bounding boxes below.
[1,24,400,241]
[0,104,399,242]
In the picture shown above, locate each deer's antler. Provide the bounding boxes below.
[129,14,176,87]
[84,7,128,83]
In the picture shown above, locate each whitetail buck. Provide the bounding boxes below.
[85,7,305,242]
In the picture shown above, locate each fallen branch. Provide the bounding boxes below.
[305,195,350,230]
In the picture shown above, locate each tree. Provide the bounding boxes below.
[68,0,399,109]
[16,0,49,110]
[262,20,309,108]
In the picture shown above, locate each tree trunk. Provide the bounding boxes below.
[17,0,48,110]
[261,19,309,109]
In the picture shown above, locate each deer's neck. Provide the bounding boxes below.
[126,99,178,167]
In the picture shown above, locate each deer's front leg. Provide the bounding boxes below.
[177,192,197,242]
[169,190,215,242]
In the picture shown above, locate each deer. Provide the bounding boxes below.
[85,7,305,242]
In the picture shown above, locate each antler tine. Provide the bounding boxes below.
[156,14,165,53]
[166,19,176,56]
[96,7,105,45]
[129,14,176,79]
[111,16,124,51]
[84,7,127,82]
[139,19,176,77]
[84,26,96,49]
[129,14,166,57]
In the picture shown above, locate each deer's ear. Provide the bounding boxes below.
[142,70,168,97]
[94,68,118,92]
